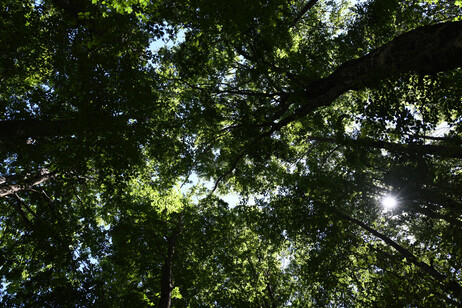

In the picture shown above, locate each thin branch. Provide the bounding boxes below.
[321,145,341,167]
[291,0,319,29]
[169,77,283,98]
[211,149,247,194]
[210,110,295,192]
[28,188,67,228]
[335,209,462,299]
[256,58,306,87]
[213,89,283,98]
[410,134,450,141]
[306,135,462,159]
[14,193,40,221]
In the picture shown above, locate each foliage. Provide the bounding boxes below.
[1,0,462,306]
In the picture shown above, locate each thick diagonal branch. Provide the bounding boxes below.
[211,21,462,190]
[275,21,462,131]
[0,169,55,197]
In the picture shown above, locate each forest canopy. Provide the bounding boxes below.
[1,0,462,306]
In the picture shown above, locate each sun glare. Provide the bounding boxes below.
[382,195,397,210]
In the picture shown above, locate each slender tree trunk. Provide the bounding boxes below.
[264,270,277,308]
[0,169,54,197]
[336,210,462,299]
[159,212,184,308]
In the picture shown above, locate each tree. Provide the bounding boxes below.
[0,171,108,306]
[157,0,462,304]
[1,0,462,306]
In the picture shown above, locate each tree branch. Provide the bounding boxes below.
[306,135,462,159]
[8,197,32,226]
[14,193,40,221]
[212,149,247,193]
[277,21,462,132]
[291,0,319,29]
[0,169,55,198]
[336,210,462,299]
[205,21,462,192]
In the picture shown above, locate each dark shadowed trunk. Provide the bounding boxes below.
[159,212,184,308]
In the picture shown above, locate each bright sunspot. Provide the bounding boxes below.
[382,195,397,210]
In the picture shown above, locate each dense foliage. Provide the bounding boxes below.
[1,0,462,306]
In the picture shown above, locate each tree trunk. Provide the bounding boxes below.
[0,116,121,141]
[215,21,462,186]
[272,20,462,131]
[265,271,277,308]
[336,210,462,299]
[0,169,54,197]
[159,212,184,308]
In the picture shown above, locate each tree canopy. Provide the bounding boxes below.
[1,0,462,306]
